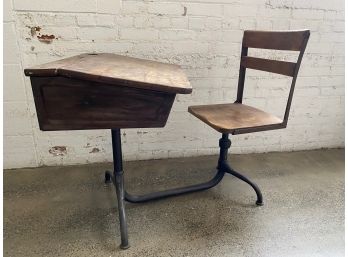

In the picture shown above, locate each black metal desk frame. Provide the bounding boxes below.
[105,128,263,249]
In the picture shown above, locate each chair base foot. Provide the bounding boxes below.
[120,244,130,250]
[256,201,264,206]
[105,171,112,184]
[220,162,263,207]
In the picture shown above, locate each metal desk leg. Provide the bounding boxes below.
[106,129,129,249]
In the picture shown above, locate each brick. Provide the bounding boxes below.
[4,135,37,168]
[222,19,239,29]
[95,42,133,54]
[256,20,272,30]
[210,42,240,55]
[120,28,158,40]
[320,32,344,43]
[271,19,290,30]
[159,29,194,40]
[122,1,147,14]
[221,30,243,42]
[46,27,78,41]
[224,5,258,17]
[171,17,188,29]
[196,31,222,41]
[150,16,171,29]
[189,17,205,30]
[13,0,96,12]
[292,9,325,20]
[205,18,222,30]
[324,10,338,20]
[77,14,96,26]
[333,21,344,32]
[260,7,292,18]
[4,23,20,64]
[321,86,344,96]
[97,0,121,14]
[96,15,115,27]
[239,19,256,30]
[35,14,76,27]
[320,76,344,86]
[78,27,117,41]
[133,16,152,28]
[4,102,33,136]
[148,2,185,16]
[116,16,134,27]
[296,87,321,96]
[186,3,223,17]
[4,0,13,22]
[4,64,27,102]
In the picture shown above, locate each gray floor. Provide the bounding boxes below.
[4,149,344,257]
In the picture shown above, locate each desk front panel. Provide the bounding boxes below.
[31,77,175,131]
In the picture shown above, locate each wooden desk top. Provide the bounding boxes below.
[24,53,192,94]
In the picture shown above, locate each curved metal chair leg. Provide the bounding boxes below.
[124,169,225,203]
[221,162,263,206]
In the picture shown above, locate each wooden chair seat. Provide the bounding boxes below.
[188,103,283,134]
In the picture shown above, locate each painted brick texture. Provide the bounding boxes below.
[4,0,344,168]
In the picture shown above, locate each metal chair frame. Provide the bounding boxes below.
[105,30,310,249]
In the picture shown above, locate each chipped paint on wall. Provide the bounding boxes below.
[49,146,67,156]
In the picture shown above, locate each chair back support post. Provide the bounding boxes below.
[236,46,248,103]
[235,30,310,127]
[282,32,310,126]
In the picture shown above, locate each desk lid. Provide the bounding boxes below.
[24,53,192,94]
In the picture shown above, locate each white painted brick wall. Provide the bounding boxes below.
[3,0,344,169]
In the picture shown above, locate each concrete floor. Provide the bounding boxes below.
[4,149,344,257]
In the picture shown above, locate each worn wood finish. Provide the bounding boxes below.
[241,56,296,77]
[243,30,310,51]
[188,103,283,134]
[189,29,310,135]
[25,53,192,94]
[31,77,175,131]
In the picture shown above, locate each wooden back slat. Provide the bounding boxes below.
[243,30,310,51]
[241,56,296,77]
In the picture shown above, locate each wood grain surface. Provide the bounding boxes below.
[241,56,296,77]
[243,30,310,51]
[25,53,192,94]
[188,103,283,134]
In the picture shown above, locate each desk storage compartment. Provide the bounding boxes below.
[31,76,175,131]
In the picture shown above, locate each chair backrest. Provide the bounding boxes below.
[236,30,310,127]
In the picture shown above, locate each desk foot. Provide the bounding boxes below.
[105,171,112,183]
[120,244,130,250]
[114,171,129,250]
